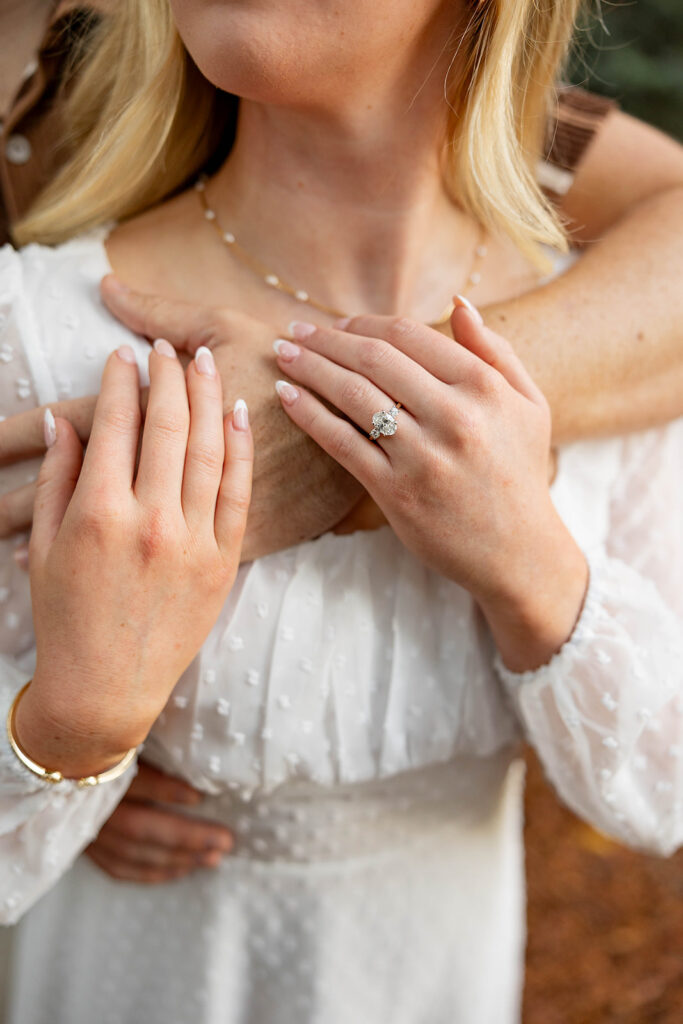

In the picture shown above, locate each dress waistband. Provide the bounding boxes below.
[170,751,519,864]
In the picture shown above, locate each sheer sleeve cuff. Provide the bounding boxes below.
[492,550,683,856]
[0,667,139,924]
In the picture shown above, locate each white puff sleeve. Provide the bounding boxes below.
[495,421,683,856]
[0,246,138,925]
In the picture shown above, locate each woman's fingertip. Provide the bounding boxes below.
[275,380,299,405]
[153,337,177,359]
[43,408,57,448]
[116,344,137,364]
[272,338,300,361]
[452,294,484,326]
[195,345,216,377]
[233,399,249,432]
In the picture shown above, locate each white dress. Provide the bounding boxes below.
[0,235,681,1024]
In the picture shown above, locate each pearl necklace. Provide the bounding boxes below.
[195,176,487,329]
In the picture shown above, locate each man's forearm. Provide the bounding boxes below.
[483,185,683,444]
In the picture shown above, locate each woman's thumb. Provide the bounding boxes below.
[30,410,84,559]
[450,295,546,406]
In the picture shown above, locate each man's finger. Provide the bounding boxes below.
[101,275,266,355]
[84,844,194,884]
[126,761,203,806]
[97,801,234,853]
[0,482,36,538]
[91,830,219,871]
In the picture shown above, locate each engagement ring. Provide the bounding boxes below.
[369,404,401,441]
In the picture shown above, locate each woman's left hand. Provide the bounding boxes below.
[274,302,588,672]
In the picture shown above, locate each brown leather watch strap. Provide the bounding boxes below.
[540,84,618,199]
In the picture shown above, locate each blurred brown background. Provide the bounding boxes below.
[522,749,683,1023]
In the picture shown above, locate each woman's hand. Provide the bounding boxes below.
[274,302,587,672]
[85,760,234,884]
[14,341,253,778]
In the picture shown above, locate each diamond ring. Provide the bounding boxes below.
[369,403,402,441]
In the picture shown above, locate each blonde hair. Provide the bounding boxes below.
[15,0,584,266]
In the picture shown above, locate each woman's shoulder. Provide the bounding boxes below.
[3,226,111,285]
[1,230,112,315]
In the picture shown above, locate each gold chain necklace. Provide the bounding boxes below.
[195,176,487,329]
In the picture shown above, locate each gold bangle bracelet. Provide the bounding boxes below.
[6,681,138,788]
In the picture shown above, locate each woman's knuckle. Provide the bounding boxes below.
[102,404,139,437]
[329,426,356,464]
[358,339,391,375]
[137,507,175,563]
[189,440,222,475]
[386,316,417,344]
[74,503,119,542]
[220,489,251,521]
[151,411,187,444]
[340,375,370,409]
[484,370,506,401]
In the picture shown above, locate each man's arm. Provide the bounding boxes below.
[486,109,683,442]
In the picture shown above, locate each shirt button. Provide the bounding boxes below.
[5,135,32,165]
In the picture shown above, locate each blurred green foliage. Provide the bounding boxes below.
[568,0,683,139]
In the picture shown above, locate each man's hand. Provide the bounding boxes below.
[85,761,234,884]
[0,278,362,556]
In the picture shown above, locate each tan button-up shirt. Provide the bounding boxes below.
[0,1,109,246]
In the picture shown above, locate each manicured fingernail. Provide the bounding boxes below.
[153,337,177,359]
[288,321,316,340]
[106,276,130,294]
[334,317,351,329]
[453,294,484,325]
[195,345,216,377]
[13,543,29,569]
[273,338,300,361]
[233,398,249,431]
[116,344,137,364]
[43,408,56,448]
[275,380,299,405]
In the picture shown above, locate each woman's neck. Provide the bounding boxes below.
[210,37,478,321]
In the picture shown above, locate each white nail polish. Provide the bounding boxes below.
[195,346,216,377]
[43,408,57,448]
[275,380,299,405]
[153,337,177,359]
[288,321,316,339]
[453,294,484,325]
[233,398,249,431]
[273,338,300,360]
